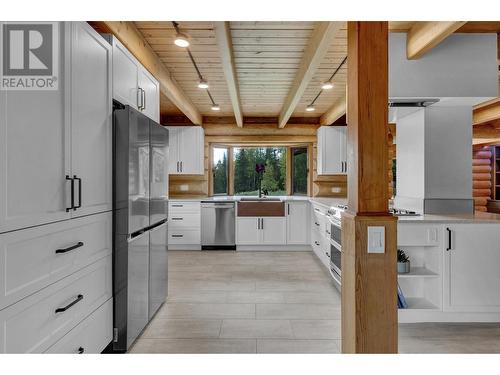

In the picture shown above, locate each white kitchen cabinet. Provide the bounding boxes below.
[286,201,310,245]
[316,126,347,175]
[0,22,112,234]
[261,217,287,245]
[111,37,139,110]
[236,217,260,245]
[138,67,160,122]
[45,298,112,354]
[70,22,113,217]
[165,126,204,175]
[443,224,500,312]
[236,217,286,245]
[110,37,159,122]
[168,201,201,249]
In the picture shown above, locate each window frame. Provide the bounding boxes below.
[209,143,311,197]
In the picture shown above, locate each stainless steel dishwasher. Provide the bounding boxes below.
[201,201,236,250]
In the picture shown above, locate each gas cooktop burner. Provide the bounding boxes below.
[389,208,420,216]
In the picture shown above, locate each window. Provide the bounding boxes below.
[212,147,228,195]
[291,147,308,195]
[233,147,286,196]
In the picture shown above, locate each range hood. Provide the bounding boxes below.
[389,98,440,108]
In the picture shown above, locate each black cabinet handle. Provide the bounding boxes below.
[325,252,330,258]
[142,88,146,110]
[78,347,85,354]
[172,234,183,238]
[446,228,452,251]
[287,204,290,215]
[171,217,183,220]
[73,175,82,210]
[314,241,320,246]
[55,294,83,313]
[56,241,84,254]
[66,175,74,212]
[172,204,183,208]
[315,222,320,226]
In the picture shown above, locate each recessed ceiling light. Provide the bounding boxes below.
[306,105,315,112]
[198,79,209,89]
[211,104,220,111]
[321,81,334,90]
[174,33,190,48]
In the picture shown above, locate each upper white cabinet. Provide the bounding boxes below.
[0,22,112,234]
[286,201,310,245]
[70,22,113,218]
[443,224,500,312]
[110,37,159,122]
[316,126,347,175]
[165,126,204,175]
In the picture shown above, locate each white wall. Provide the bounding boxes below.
[389,33,498,100]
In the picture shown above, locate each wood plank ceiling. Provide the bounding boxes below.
[135,21,500,124]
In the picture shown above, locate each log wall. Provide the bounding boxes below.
[472,145,493,212]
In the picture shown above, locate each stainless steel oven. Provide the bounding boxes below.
[326,208,343,290]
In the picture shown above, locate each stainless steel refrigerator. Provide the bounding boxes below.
[112,103,169,352]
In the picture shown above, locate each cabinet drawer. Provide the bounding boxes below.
[169,202,200,214]
[169,213,200,229]
[0,212,112,310]
[45,298,112,354]
[0,255,112,353]
[168,229,201,245]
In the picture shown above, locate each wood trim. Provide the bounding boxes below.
[237,201,285,217]
[320,96,347,125]
[278,22,343,128]
[473,97,500,126]
[406,21,466,60]
[90,21,202,125]
[342,21,397,354]
[214,22,243,128]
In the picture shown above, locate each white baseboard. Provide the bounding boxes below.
[168,245,201,251]
[237,245,312,251]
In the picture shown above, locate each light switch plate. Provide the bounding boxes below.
[367,226,385,253]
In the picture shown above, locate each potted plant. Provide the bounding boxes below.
[397,249,410,274]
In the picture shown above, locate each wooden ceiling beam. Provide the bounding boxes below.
[320,96,347,125]
[90,21,202,125]
[473,97,500,126]
[278,22,343,128]
[406,21,466,60]
[214,22,243,128]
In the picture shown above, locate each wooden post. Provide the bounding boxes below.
[341,21,398,354]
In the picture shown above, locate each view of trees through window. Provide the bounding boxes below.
[212,147,228,195]
[212,146,308,196]
[234,147,286,196]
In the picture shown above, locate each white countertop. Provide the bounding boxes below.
[397,211,500,224]
[169,196,500,223]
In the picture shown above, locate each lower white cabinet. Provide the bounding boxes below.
[168,201,201,249]
[45,298,112,354]
[286,201,310,245]
[444,224,500,312]
[0,212,112,310]
[236,217,286,245]
[0,255,112,353]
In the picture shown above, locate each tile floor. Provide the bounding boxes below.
[129,250,500,354]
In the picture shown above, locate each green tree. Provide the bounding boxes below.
[213,152,227,194]
[261,162,278,192]
[234,148,250,193]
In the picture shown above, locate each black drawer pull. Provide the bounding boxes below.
[171,217,183,220]
[172,204,183,208]
[55,241,84,254]
[325,252,331,258]
[172,234,184,238]
[314,241,320,246]
[315,222,320,226]
[55,294,83,313]
[78,347,85,354]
